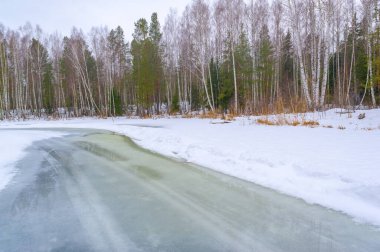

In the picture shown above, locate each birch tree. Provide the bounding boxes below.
[190,0,214,111]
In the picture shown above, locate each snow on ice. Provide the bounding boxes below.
[0,130,65,191]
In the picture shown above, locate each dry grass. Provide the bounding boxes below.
[256,115,319,128]
[181,113,196,119]
[290,120,301,126]
[256,118,277,126]
[302,120,320,127]
[222,114,235,121]
[287,98,309,114]
[337,125,346,130]
[198,112,220,119]
[252,98,309,117]
[182,111,236,121]
[142,114,153,119]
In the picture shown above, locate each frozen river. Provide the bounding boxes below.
[0,129,379,251]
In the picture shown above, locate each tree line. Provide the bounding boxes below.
[0,0,379,119]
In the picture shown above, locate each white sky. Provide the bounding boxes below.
[0,0,190,40]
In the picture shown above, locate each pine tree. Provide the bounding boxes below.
[218,33,234,111]
[42,62,54,114]
[235,30,252,110]
[208,58,220,109]
[149,13,164,114]
[256,25,274,107]
[132,18,153,114]
[131,14,164,115]
[280,30,295,103]
[149,13,162,46]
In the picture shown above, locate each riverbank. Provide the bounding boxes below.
[1,108,380,227]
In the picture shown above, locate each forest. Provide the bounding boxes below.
[0,0,379,118]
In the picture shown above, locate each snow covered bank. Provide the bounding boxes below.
[0,130,66,192]
[1,108,380,227]
[256,108,380,130]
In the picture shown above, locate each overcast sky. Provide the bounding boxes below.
[0,0,190,40]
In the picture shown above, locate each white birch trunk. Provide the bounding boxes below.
[232,43,238,114]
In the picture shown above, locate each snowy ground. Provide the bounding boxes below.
[1,108,380,227]
[0,130,65,192]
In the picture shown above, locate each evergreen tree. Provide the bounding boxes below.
[171,92,180,112]
[111,87,123,116]
[256,25,274,105]
[132,18,153,114]
[131,14,164,115]
[42,62,54,114]
[149,13,162,46]
[218,33,234,111]
[280,30,295,100]
[208,58,220,109]
[149,13,164,113]
[235,30,252,108]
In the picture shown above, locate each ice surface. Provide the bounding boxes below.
[0,130,65,192]
[1,108,380,226]
[1,130,379,251]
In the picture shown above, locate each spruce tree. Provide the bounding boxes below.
[42,62,54,114]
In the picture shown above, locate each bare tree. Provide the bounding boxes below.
[214,0,246,113]
[190,0,214,111]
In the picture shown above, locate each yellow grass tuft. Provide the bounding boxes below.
[290,120,301,126]
[256,118,277,126]
[256,115,319,128]
[302,120,320,127]
[198,112,220,119]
